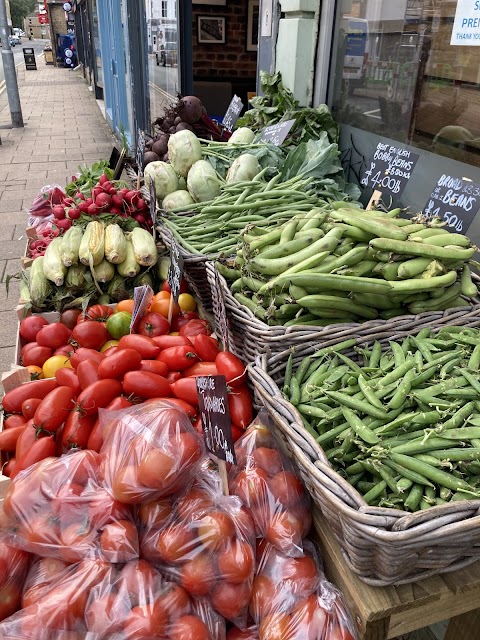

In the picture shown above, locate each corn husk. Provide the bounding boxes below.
[108,273,132,301]
[104,223,127,264]
[117,238,141,278]
[130,228,158,267]
[65,263,89,290]
[60,226,83,267]
[43,237,67,286]
[91,258,115,283]
[29,257,50,307]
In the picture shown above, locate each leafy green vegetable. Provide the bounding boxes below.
[65,161,114,197]
[201,140,285,179]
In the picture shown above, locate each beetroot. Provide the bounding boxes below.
[151,134,168,157]
[177,95,203,124]
[143,151,159,167]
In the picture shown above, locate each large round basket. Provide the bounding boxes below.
[248,308,480,586]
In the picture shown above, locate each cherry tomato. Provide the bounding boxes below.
[72,321,110,350]
[11,435,55,479]
[182,362,218,377]
[19,315,49,343]
[158,345,199,371]
[138,359,168,376]
[34,386,76,432]
[228,384,253,429]
[171,311,199,333]
[170,378,199,406]
[179,319,211,338]
[26,365,44,380]
[70,347,105,368]
[123,371,172,399]
[36,322,72,350]
[98,348,142,379]
[118,334,160,359]
[60,309,81,329]
[0,426,25,452]
[55,367,81,395]
[2,379,58,414]
[137,312,170,338]
[4,414,27,429]
[216,352,246,388]
[62,411,96,450]
[152,335,192,350]
[77,379,123,416]
[22,342,52,367]
[191,334,220,361]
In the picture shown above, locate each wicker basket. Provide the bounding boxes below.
[248,309,480,586]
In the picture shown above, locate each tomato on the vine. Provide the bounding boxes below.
[137,312,170,338]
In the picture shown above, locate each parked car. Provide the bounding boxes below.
[10,34,21,45]
[156,42,178,67]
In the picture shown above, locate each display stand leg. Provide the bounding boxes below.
[444,608,480,640]
[218,459,229,496]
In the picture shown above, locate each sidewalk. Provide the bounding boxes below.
[0,61,116,377]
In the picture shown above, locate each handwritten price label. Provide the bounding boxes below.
[130,285,154,332]
[222,95,243,132]
[196,375,236,464]
[422,174,480,234]
[360,142,419,198]
[259,119,295,146]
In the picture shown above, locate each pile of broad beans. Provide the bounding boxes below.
[283,328,480,511]
[217,205,479,326]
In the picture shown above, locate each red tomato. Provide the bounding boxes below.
[217,539,254,584]
[160,398,197,418]
[4,414,27,429]
[21,342,52,367]
[152,335,192,350]
[180,553,217,597]
[62,411,96,450]
[167,371,182,384]
[79,304,114,323]
[171,311,200,333]
[99,519,138,563]
[15,421,37,460]
[19,316,48,343]
[0,426,25,452]
[137,498,173,530]
[55,367,81,395]
[179,319,211,338]
[270,471,305,508]
[11,435,55,479]
[161,277,189,295]
[197,511,235,550]
[158,345,199,371]
[265,511,304,554]
[191,334,220,361]
[70,347,105,368]
[77,379,123,416]
[98,348,142,379]
[156,525,195,563]
[171,378,198,406]
[210,580,251,622]
[137,312,170,338]
[118,334,160,359]
[72,321,110,350]
[216,352,246,388]
[253,447,283,477]
[228,385,253,429]
[33,386,76,432]
[0,582,22,622]
[2,458,16,478]
[138,359,168,376]
[2,379,58,414]
[182,362,218,377]
[231,424,244,442]
[274,553,318,598]
[54,344,75,357]
[227,627,259,640]
[59,309,81,329]
[233,467,270,509]
[174,488,213,520]
[36,322,72,350]
[123,371,172,399]
[249,575,279,620]
[102,346,119,357]
[87,397,133,452]
[168,615,210,640]
[258,612,292,640]
[77,359,100,390]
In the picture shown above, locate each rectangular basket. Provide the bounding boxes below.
[247,307,480,586]
[206,260,480,362]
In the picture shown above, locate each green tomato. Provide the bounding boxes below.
[106,311,132,340]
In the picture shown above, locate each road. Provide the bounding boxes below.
[0,39,48,90]
[147,54,179,114]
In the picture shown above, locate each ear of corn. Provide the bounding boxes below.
[133,270,154,289]
[19,268,32,305]
[117,238,141,277]
[60,226,83,267]
[65,264,88,290]
[87,221,105,266]
[105,223,127,264]
[91,258,115,283]
[108,273,132,301]
[130,228,158,267]
[43,237,67,286]
[29,257,50,306]
[79,224,92,265]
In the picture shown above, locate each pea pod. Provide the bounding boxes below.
[369,237,475,261]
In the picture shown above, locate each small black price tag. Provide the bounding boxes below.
[423,174,480,234]
[360,142,419,198]
[167,241,184,303]
[196,375,236,464]
[136,129,146,177]
[259,119,295,145]
[222,95,244,132]
[214,269,230,352]
[130,285,154,332]
[149,180,157,226]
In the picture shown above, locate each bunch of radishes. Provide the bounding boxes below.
[28,228,63,259]
[52,175,152,228]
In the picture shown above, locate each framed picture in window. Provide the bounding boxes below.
[197,15,226,44]
[247,0,259,52]
[192,1,226,4]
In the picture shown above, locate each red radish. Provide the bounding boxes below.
[108,187,117,195]
[95,193,112,209]
[110,207,123,216]
[124,191,137,203]
[112,194,124,208]
[68,208,81,220]
[87,203,100,215]
[75,191,85,200]
[119,188,129,195]
[55,219,72,231]
[78,202,90,213]
[101,181,113,191]
[53,205,66,220]
[92,187,103,201]
[134,214,146,225]
[137,198,147,210]
[63,197,74,206]
[85,197,93,206]
[99,174,109,185]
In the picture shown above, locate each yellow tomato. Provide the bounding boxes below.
[178,293,197,312]
[169,331,180,336]
[42,355,72,379]
[100,340,120,352]
[27,365,44,380]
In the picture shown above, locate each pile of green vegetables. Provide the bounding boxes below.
[283,328,480,510]
[216,205,479,326]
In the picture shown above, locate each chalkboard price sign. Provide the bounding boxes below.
[259,119,295,146]
[136,130,146,177]
[222,95,244,132]
[130,285,154,332]
[423,174,480,234]
[360,142,419,198]
[167,241,184,304]
[196,375,236,464]
[149,180,157,226]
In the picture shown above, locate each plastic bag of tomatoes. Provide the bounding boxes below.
[138,470,256,629]
[228,413,312,557]
[249,541,357,640]
[99,399,205,505]
[0,450,139,564]
[0,545,32,622]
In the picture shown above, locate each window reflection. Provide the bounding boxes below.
[145,0,180,127]
[331,0,480,168]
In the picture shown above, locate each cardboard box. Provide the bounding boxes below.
[21,227,40,270]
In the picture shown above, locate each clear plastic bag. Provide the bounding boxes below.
[138,470,256,628]
[226,626,259,639]
[1,450,139,563]
[228,412,312,557]
[28,185,66,218]
[0,545,31,622]
[100,400,206,504]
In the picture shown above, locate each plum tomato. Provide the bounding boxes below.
[227,385,253,429]
[157,345,199,371]
[98,348,142,379]
[122,371,172,399]
[77,379,123,416]
[178,319,211,338]
[33,386,76,432]
[190,334,220,362]
[118,334,160,359]
[215,352,246,388]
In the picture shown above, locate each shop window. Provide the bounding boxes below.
[330,0,480,169]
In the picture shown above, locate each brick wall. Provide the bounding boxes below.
[49,5,67,40]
